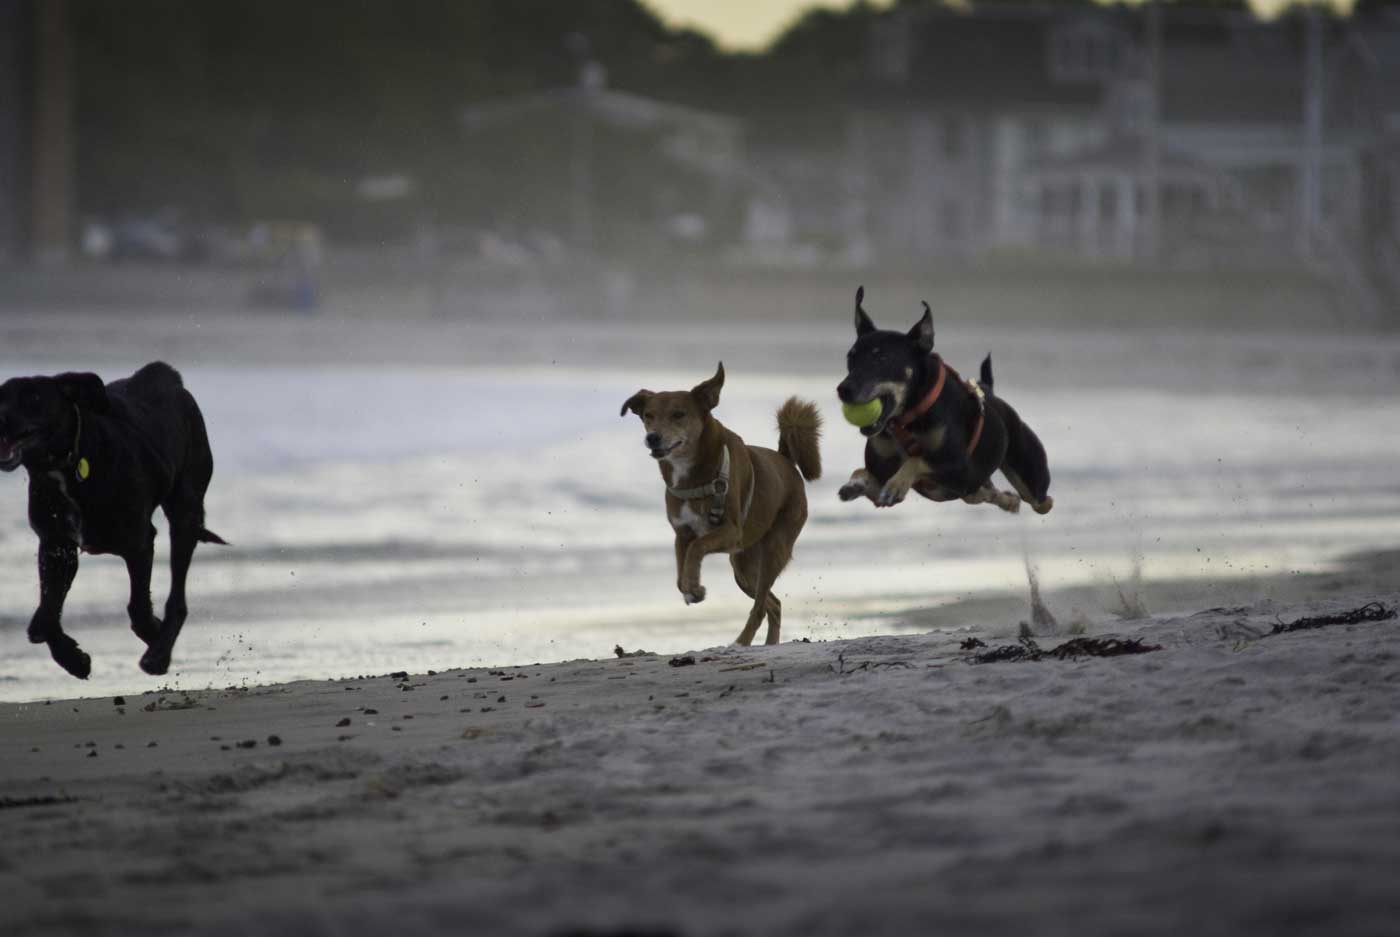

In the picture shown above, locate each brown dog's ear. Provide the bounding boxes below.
[620,390,653,417]
[909,302,934,353]
[55,372,109,413]
[690,362,724,413]
[855,285,876,337]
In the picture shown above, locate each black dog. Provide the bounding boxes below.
[835,287,1053,514]
[0,362,225,678]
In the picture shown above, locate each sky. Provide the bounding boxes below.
[641,0,1330,52]
[642,0,894,52]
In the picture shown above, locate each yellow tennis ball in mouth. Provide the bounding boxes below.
[841,398,883,428]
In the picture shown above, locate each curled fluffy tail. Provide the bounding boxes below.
[776,397,822,482]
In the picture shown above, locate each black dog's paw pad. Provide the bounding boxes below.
[139,651,171,676]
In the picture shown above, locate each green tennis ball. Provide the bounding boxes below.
[842,398,883,428]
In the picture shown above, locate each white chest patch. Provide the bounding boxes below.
[669,501,710,537]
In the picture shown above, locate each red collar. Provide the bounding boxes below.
[893,358,947,433]
[889,357,985,459]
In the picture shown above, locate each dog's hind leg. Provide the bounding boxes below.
[28,542,90,679]
[140,519,197,676]
[1002,467,1053,515]
[123,524,162,646]
[730,550,771,647]
[963,481,1021,513]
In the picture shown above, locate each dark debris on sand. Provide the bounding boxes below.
[969,636,1162,664]
[1269,602,1396,635]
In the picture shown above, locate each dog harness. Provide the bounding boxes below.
[667,445,753,527]
[889,358,985,459]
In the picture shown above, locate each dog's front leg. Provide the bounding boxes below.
[678,524,743,604]
[877,456,931,508]
[27,541,90,679]
[838,468,879,503]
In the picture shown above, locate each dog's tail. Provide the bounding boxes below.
[979,354,994,395]
[198,528,229,546]
[776,397,822,482]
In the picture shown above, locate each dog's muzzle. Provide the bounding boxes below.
[0,435,30,472]
[647,437,682,460]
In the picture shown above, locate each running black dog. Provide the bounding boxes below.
[835,287,1053,514]
[0,362,225,678]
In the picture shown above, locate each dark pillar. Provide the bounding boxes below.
[31,0,72,263]
[0,0,32,262]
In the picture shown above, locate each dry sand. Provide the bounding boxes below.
[3,578,1398,937]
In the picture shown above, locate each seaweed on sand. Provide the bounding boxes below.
[969,636,1162,664]
[1269,602,1395,635]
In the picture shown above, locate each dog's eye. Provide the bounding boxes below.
[671,411,685,421]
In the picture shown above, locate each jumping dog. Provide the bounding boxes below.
[621,363,821,646]
[0,362,226,679]
[835,287,1053,514]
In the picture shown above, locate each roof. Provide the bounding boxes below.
[461,88,741,138]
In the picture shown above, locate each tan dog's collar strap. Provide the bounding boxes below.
[668,445,732,525]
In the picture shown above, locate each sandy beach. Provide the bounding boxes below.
[3,564,1399,936]
[1,311,1398,935]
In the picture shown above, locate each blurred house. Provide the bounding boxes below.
[804,2,1400,310]
[458,63,746,260]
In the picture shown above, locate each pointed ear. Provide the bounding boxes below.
[690,362,724,413]
[909,302,934,353]
[55,372,109,413]
[619,389,653,417]
[854,285,876,337]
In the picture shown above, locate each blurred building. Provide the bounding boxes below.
[744,3,1400,311]
[459,64,745,261]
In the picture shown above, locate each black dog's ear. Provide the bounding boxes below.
[690,362,724,413]
[55,372,109,413]
[908,302,934,354]
[620,390,653,417]
[854,285,876,337]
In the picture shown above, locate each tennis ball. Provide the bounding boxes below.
[841,398,883,428]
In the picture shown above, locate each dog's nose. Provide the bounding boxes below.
[645,432,662,449]
[836,381,852,403]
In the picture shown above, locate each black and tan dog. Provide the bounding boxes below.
[621,364,821,646]
[0,362,225,679]
[836,287,1053,514]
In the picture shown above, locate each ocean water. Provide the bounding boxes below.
[1,320,1398,701]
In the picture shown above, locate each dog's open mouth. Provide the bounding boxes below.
[0,434,33,471]
[649,440,683,460]
[860,394,897,438]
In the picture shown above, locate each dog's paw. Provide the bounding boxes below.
[997,492,1022,513]
[681,584,707,605]
[1033,495,1054,515]
[130,618,162,646]
[139,647,171,676]
[876,479,911,508]
[49,636,91,680]
[838,481,869,502]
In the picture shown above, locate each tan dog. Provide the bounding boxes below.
[621,363,821,646]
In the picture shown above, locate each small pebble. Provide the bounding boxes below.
[86,750,97,758]
[336,717,351,727]
[267,735,282,747]
[237,740,257,749]
[113,696,126,706]
[362,709,379,715]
